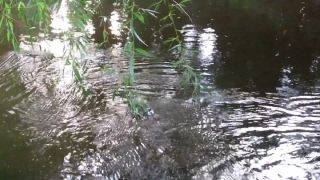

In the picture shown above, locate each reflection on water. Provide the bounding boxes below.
[1,0,320,179]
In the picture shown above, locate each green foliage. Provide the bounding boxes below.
[1,0,210,119]
[112,87,150,118]
[115,0,155,118]
[155,0,206,98]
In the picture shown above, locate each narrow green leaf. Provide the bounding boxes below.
[201,84,213,96]
[18,2,26,11]
[168,44,180,51]
[99,16,106,27]
[124,41,134,53]
[32,11,38,23]
[0,16,4,27]
[172,58,184,68]
[135,48,152,56]
[103,31,108,41]
[77,39,87,55]
[81,86,90,97]
[73,64,83,83]
[8,21,13,29]
[65,58,71,65]
[6,31,10,42]
[37,2,45,10]
[163,37,177,45]
[160,15,169,22]
[143,9,158,18]
[133,30,148,47]
[159,23,173,31]
[181,0,191,4]
[134,13,144,24]
[76,19,85,29]
[129,57,135,85]
[5,3,10,10]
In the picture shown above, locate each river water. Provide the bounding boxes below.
[1,0,320,179]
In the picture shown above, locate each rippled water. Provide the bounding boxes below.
[1,0,320,179]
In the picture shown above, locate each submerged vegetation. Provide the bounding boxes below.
[0,0,208,118]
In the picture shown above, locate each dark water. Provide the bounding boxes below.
[1,0,320,179]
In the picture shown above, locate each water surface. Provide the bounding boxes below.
[1,0,320,179]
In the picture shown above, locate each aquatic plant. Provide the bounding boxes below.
[0,0,207,118]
